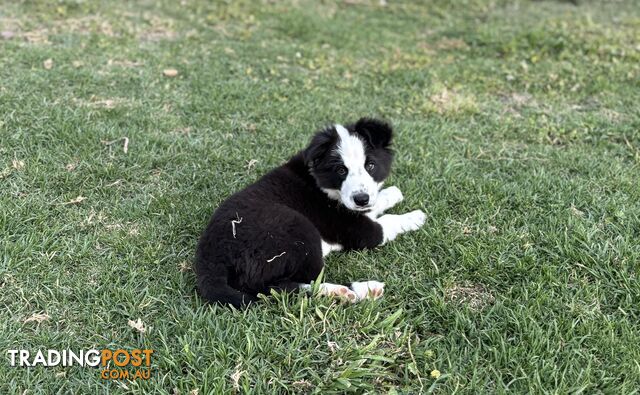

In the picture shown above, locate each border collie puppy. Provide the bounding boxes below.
[195,118,425,308]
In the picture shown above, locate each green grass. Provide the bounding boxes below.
[1,0,639,393]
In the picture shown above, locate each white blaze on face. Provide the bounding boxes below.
[333,124,379,211]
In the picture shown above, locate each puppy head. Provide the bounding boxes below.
[303,118,394,212]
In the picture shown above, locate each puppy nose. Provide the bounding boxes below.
[353,193,369,207]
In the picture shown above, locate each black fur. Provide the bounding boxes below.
[195,118,394,308]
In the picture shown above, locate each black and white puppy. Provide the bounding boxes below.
[195,118,425,308]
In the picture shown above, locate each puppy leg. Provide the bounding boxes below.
[367,186,404,219]
[228,206,325,295]
[376,210,426,244]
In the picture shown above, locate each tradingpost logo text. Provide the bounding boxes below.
[7,349,154,380]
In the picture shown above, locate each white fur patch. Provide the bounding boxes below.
[321,188,341,201]
[335,125,366,171]
[334,124,379,211]
[321,240,343,257]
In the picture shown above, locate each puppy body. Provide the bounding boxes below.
[195,118,425,307]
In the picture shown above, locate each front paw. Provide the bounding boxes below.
[350,281,385,301]
[379,186,403,207]
[401,209,426,231]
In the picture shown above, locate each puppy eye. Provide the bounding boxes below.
[366,162,375,171]
[336,166,347,176]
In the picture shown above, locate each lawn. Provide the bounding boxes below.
[1,0,639,393]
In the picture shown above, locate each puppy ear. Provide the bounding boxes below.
[354,118,393,149]
[303,128,335,168]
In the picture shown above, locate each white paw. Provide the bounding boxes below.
[317,283,357,303]
[380,186,403,206]
[377,209,426,243]
[350,281,385,301]
[400,209,426,231]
